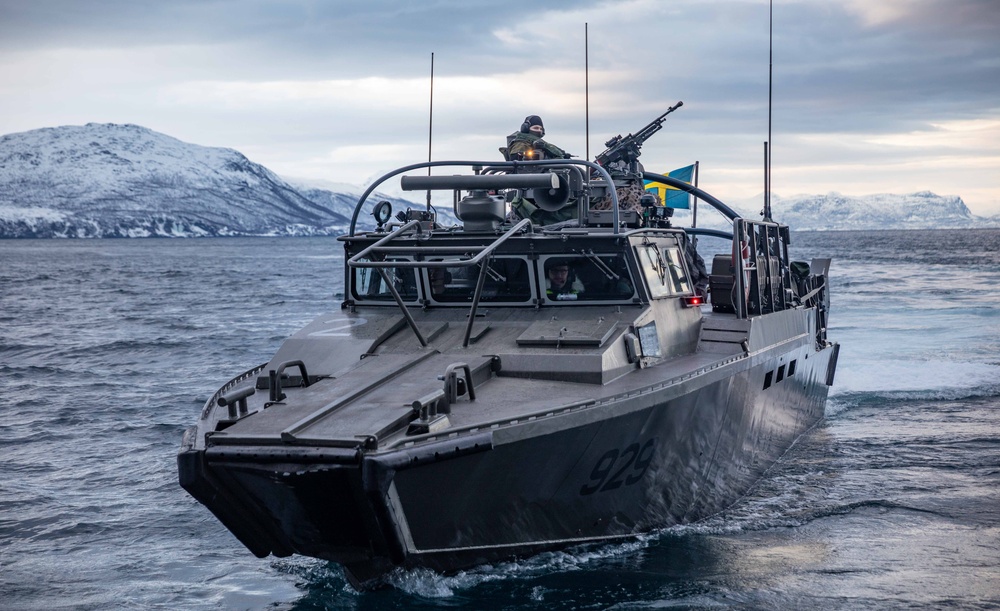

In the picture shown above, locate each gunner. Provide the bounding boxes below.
[504,115,571,161]
[504,116,578,226]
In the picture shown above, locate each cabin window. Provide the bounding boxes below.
[352,259,418,302]
[635,243,691,298]
[427,257,532,303]
[541,254,635,303]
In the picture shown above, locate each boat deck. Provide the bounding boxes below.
[208,305,749,450]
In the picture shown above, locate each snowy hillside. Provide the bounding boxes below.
[284,176,458,229]
[1,123,995,238]
[770,191,996,230]
[672,191,998,231]
[0,124,420,238]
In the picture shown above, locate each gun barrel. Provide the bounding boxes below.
[634,100,684,142]
[595,101,683,165]
[650,101,684,128]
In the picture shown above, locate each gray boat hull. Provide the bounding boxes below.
[178,160,840,588]
[179,334,837,587]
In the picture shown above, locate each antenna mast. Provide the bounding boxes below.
[585,23,590,161]
[764,0,773,221]
[426,52,434,211]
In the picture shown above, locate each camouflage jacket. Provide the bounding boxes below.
[505,132,569,160]
[508,193,577,226]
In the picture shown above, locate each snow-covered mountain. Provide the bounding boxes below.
[770,191,997,230]
[1,123,995,238]
[0,123,422,238]
[672,191,998,231]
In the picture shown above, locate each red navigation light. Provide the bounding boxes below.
[682,295,704,307]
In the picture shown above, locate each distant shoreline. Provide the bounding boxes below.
[4,226,999,240]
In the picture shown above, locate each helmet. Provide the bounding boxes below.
[520,115,545,137]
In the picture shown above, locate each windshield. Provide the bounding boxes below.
[352,259,418,302]
[427,257,532,303]
[541,254,635,302]
[635,243,691,297]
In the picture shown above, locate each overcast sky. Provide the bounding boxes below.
[2,0,998,214]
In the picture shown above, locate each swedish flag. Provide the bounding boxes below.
[644,164,695,209]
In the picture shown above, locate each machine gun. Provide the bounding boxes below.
[595,101,683,174]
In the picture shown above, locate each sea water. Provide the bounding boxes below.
[2,230,998,609]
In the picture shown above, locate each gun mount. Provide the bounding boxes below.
[595,101,683,177]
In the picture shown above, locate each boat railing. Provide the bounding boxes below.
[346,217,533,270]
[733,218,795,319]
[641,171,798,321]
[346,218,533,348]
[348,159,620,236]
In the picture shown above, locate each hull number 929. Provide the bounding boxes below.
[579,438,657,496]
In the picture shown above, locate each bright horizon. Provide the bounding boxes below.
[1,0,998,215]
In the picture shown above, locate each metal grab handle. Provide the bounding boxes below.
[442,362,476,406]
[411,389,447,420]
[218,386,256,419]
[269,360,311,403]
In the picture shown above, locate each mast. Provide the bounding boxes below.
[764,0,773,221]
[764,142,770,219]
[426,52,434,211]
[692,160,700,242]
[585,23,590,162]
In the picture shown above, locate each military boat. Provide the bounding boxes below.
[178,133,839,588]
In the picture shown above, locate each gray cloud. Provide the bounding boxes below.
[1,0,997,212]
[0,1,605,77]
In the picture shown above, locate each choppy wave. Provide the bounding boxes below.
[3,232,1000,609]
[831,359,1000,398]
[383,539,653,598]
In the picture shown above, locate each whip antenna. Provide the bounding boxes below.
[585,23,590,161]
[426,52,434,211]
[764,0,773,221]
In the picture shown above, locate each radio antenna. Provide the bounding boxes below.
[426,52,434,211]
[764,0,773,221]
[585,23,590,161]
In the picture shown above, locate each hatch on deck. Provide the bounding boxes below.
[516,317,620,347]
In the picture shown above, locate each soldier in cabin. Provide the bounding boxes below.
[544,258,584,299]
